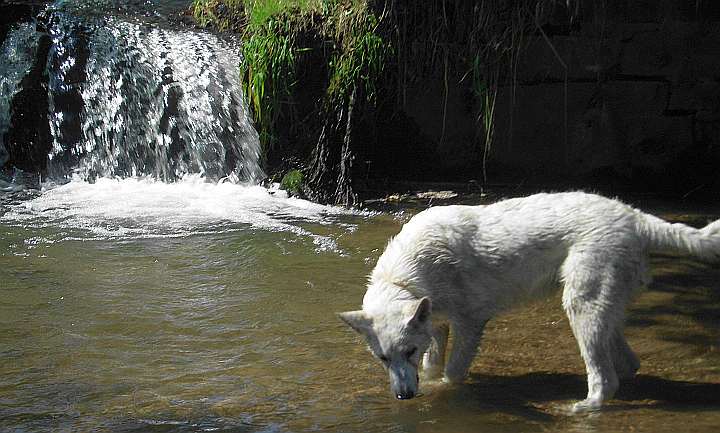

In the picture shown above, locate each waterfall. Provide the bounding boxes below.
[1,2,367,250]
[1,1,264,185]
[0,22,41,169]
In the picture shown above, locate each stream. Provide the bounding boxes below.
[1,1,719,432]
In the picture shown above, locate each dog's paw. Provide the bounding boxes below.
[441,374,466,385]
[570,398,603,413]
[420,367,444,382]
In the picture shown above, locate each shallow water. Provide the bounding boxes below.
[1,185,719,432]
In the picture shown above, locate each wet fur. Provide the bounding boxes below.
[340,192,720,410]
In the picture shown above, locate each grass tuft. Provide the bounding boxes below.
[280,168,304,194]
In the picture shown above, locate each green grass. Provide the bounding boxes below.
[191,0,387,155]
[191,0,323,31]
[191,0,245,31]
[191,0,574,202]
[325,6,385,103]
[244,0,320,27]
[239,17,296,147]
[192,1,317,148]
[280,168,304,194]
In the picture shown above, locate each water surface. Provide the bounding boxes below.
[1,186,719,432]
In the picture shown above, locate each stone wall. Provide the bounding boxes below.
[399,1,720,194]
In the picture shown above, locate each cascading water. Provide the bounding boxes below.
[1,0,367,246]
[0,22,41,172]
[39,1,264,183]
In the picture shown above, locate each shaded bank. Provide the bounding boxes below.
[192,0,720,204]
[2,1,719,203]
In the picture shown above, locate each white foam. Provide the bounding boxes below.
[4,175,370,249]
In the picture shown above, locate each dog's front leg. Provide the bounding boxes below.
[421,322,449,380]
[443,320,487,384]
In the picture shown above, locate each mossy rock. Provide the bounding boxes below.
[280,169,304,195]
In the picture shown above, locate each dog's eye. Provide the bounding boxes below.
[406,347,417,358]
[378,355,389,364]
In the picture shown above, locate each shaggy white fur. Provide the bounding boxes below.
[340,192,720,410]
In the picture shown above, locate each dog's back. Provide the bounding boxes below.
[370,192,719,314]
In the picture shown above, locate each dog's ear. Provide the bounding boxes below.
[407,297,431,327]
[338,310,373,335]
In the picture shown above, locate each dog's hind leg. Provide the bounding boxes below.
[611,329,640,380]
[421,322,449,380]
[561,255,631,411]
[564,299,620,412]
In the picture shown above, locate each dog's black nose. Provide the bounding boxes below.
[396,391,415,400]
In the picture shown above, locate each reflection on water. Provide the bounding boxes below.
[1,194,719,432]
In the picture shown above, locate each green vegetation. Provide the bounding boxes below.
[191,0,389,205]
[238,16,296,146]
[191,0,245,31]
[191,0,386,153]
[280,168,304,195]
[191,0,578,204]
[324,5,385,103]
[191,0,320,30]
[192,1,312,146]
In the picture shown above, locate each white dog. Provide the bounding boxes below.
[340,192,720,411]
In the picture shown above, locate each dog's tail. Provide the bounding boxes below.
[637,212,720,262]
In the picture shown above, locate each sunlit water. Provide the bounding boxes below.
[0,1,718,430]
[2,187,719,432]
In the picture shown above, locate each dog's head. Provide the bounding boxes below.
[339,297,432,400]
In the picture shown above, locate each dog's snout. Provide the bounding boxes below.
[395,390,415,400]
[389,362,419,401]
